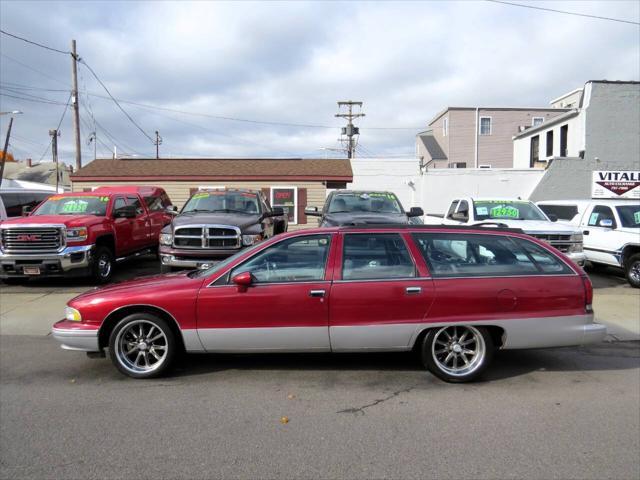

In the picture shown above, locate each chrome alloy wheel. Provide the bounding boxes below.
[431,325,486,377]
[97,253,112,278]
[114,320,168,374]
[630,261,640,284]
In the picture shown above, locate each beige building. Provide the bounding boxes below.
[71,158,352,231]
[416,106,568,169]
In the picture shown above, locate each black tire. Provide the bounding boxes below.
[108,313,176,379]
[421,325,494,383]
[625,254,640,289]
[91,246,114,284]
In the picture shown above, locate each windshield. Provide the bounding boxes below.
[182,191,260,214]
[189,241,264,278]
[473,200,547,221]
[328,192,403,214]
[616,205,640,228]
[33,195,109,216]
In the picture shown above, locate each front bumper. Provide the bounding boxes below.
[567,252,587,266]
[159,245,241,269]
[0,245,94,278]
[52,320,100,352]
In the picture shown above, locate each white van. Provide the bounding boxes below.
[537,199,640,288]
[0,188,53,222]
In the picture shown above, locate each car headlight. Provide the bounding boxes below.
[66,227,88,242]
[65,306,82,322]
[242,234,262,246]
[569,233,584,253]
[159,233,173,246]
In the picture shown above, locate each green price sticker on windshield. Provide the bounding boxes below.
[61,200,89,213]
[489,205,520,219]
[192,193,210,200]
[634,211,640,224]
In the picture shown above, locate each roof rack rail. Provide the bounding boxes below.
[339,224,525,234]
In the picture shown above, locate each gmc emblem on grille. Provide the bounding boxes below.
[15,234,42,242]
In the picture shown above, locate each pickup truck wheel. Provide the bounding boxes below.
[626,254,640,288]
[422,325,494,383]
[92,246,114,284]
[109,313,176,379]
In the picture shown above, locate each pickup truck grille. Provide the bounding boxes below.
[1,227,64,253]
[531,233,575,253]
[173,225,241,249]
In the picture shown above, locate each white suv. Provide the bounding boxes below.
[537,199,640,288]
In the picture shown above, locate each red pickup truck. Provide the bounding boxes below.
[0,186,173,283]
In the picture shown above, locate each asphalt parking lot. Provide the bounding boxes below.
[1,258,639,479]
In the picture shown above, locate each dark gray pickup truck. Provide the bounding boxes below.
[159,188,287,271]
[304,190,424,227]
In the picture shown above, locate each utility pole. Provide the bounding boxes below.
[49,129,60,192]
[335,101,365,159]
[154,130,162,159]
[0,117,14,188]
[71,39,82,171]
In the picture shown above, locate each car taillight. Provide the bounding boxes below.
[581,275,593,313]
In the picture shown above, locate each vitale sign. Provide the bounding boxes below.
[592,171,640,199]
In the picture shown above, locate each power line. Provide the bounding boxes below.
[0,92,67,106]
[0,53,70,87]
[78,59,155,143]
[0,29,72,55]
[485,0,640,25]
[38,93,72,162]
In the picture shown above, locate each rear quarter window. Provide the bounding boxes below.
[538,204,579,221]
[411,233,573,277]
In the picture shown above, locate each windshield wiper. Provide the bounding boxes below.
[182,209,214,213]
[329,210,351,214]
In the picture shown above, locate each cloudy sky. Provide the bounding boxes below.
[1,0,638,165]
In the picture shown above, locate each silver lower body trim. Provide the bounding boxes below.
[195,326,330,353]
[51,326,99,352]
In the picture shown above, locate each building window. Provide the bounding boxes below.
[271,186,298,225]
[546,130,554,157]
[560,125,568,157]
[530,135,540,168]
[479,117,492,135]
[532,117,544,127]
[443,117,448,137]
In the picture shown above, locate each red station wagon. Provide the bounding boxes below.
[52,225,606,382]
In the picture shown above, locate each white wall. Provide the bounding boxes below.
[420,168,545,214]
[347,157,422,210]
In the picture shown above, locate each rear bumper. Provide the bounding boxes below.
[52,320,100,352]
[0,245,93,278]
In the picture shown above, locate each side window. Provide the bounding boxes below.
[456,200,469,221]
[342,233,416,280]
[538,204,579,221]
[161,193,172,208]
[587,205,616,228]
[515,239,573,274]
[0,193,22,217]
[113,197,126,214]
[411,233,541,277]
[144,195,164,212]
[126,196,144,216]
[446,200,459,220]
[231,235,331,283]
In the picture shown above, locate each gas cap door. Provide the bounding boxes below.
[497,289,518,311]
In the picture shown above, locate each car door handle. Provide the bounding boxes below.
[406,287,422,294]
[309,290,325,298]
[583,230,590,235]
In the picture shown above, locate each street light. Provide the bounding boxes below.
[0,111,25,187]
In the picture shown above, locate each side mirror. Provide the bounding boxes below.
[407,207,424,218]
[114,205,136,219]
[547,213,558,222]
[22,205,33,216]
[271,207,284,216]
[304,206,321,216]
[232,271,254,292]
[599,218,614,228]
[166,205,178,215]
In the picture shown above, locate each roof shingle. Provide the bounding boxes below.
[71,158,352,181]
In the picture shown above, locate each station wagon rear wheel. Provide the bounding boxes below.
[108,314,176,379]
[422,325,494,383]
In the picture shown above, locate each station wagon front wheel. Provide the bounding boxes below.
[422,325,494,383]
[108,314,176,379]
